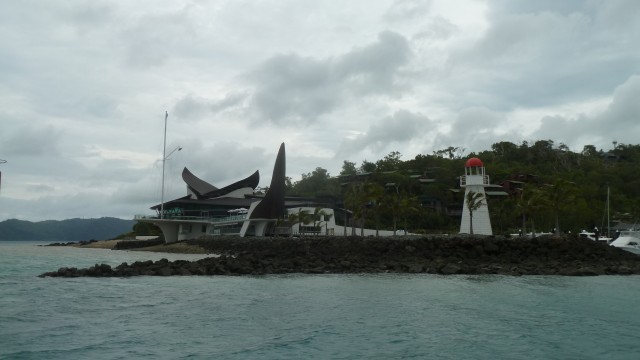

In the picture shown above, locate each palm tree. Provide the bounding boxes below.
[313,207,333,235]
[540,178,577,235]
[289,209,312,235]
[364,183,384,237]
[398,195,422,235]
[465,190,485,235]
[344,182,366,236]
[516,185,544,235]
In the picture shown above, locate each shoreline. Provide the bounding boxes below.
[40,235,640,277]
[46,239,212,254]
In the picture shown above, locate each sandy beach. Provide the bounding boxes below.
[72,239,210,254]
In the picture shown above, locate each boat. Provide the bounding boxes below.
[610,231,640,255]
[578,230,613,244]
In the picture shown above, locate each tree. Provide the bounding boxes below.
[291,209,312,235]
[292,167,333,197]
[515,185,545,235]
[540,178,578,235]
[360,160,376,173]
[364,182,385,236]
[340,160,357,176]
[465,190,485,235]
[133,221,162,236]
[313,207,333,235]
[398,195,422,235]
[376,151,402,172]
[344,182,366,236]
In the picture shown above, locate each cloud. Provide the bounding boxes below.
[2,1,640,222]
[447,2,640,110]
[172,92,248,121]
[531,75,640,150]
[337,109,432,158]
[244,31,411,125]
[0,125,61,157]
[433,107,507,154]
[384,0,433,22]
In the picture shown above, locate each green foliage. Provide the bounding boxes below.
[340,160,357,176]
[132,221,162,236]
[291,167,338,197]
[285,140,640,235]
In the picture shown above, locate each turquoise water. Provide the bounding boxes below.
[1,242,639,360]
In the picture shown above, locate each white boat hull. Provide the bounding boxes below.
[610,233,640,255]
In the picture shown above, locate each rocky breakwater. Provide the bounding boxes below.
[39,235,640,278]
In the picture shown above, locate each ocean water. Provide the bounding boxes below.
[1,242,639,360]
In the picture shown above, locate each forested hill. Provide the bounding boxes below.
[0,217,135,241]
[287,140,640,235]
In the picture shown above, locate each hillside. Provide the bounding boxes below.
[0,217,135,241]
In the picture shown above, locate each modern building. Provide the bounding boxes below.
[137,143,288,242]
[136,142,408,243]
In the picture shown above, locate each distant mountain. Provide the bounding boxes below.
[0,217,135,241]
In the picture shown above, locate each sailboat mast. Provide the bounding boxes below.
[607,185,610,238]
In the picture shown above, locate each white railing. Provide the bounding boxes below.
[459,175,490,186]
[134,214,247,223]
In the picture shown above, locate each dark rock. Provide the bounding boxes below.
[38,235,640,278]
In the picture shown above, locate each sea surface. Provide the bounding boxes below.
[1,241,639,360]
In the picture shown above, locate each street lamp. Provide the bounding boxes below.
[160,145,182,219]
[0,159,6,193]
[160,111,182,219]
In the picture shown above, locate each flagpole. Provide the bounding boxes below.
[161,111,168,219]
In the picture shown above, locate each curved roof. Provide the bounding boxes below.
[465,157,484,167]
[182,167,218,197]
[201,170,260,199]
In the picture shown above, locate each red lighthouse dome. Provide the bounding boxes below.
[465,157,483,167]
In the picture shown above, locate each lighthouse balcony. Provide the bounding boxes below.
[460,175,490,186]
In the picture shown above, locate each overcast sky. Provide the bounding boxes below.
[1,0,639,221]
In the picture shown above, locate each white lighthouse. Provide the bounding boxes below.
[459,157,492,235]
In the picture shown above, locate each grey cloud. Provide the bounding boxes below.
[412,17,457,41]
[433,107,509,154]
[532,75,640,148]
[448,2,640,110]
[487,0,587,17]
[451,107,504,135]
[172,92,248,121]
[604,75,640,127]
[67,1,116,33]
[120,10,197,69]
[25,184,56,193]
[336,31,412,94]
[245,31,411,125]
[591,0,640,32]
[337,110,431,157]
[0,126,61,157]
[247,54,337,125]
[384,0,433,22]
[179,140,271,186]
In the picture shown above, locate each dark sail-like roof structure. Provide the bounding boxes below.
[182,167,218,197]
[201,170,259,199]
[181,167,259,199]
[249,143,286,219]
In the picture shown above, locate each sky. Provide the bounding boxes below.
[1,0,639,221]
